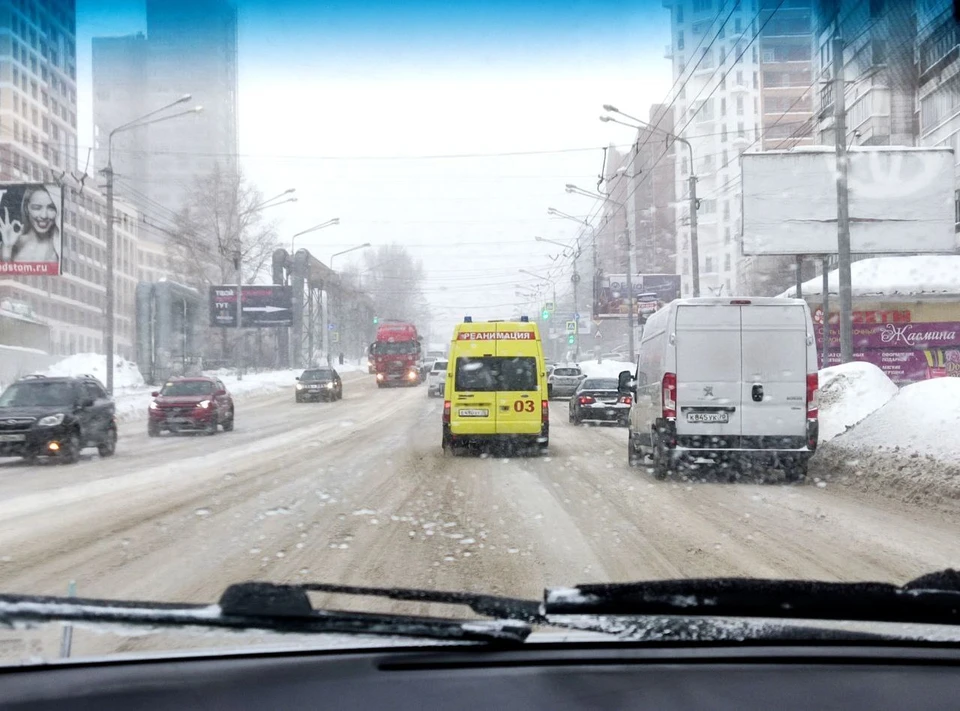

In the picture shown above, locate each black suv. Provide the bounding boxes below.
[295,367,343,402]
[0,374,118,463]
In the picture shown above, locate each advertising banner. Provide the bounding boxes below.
[594,274,681,319]
[0,183,64,276]
[209,285,293,327]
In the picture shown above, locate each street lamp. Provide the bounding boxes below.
[324,242,370,366]
[566,183,636,362]
[291,218,340,253]
[330,242,371,269]
[602,104,699,297]
[537,225,583,359]
[102,94,201,394]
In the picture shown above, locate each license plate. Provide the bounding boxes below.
[168,417,192,425]
[686,411,729,424]
[458,409,489,417]
[310,385,321,389]
[0,434,25,442]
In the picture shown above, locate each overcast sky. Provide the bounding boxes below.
[77,0,672,338]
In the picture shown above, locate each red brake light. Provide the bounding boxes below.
[806,373,818,418]
[662,372,677,419]
[442,400,451,424]
[578,395,595,405]
[541,400,549,422]
[620,395,633,405]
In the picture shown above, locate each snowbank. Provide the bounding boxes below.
[813,378,960,507]
[43,353,146,389]
[817,362,899,442]
[780,255,960,299]
[580,360,634,379]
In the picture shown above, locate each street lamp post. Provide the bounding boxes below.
[288,218,340,367]
[602,105,699,298]
[565,184,636,363]
[537,229,582,359]
[326,243,371,365]
[102,95,201,394]
[291,217,340,254]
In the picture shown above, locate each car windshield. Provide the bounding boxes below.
[4,0,960,668]
[302,370,333,380]
[0,381,75,407]
[581,379,619,391]
[159,381,214,397]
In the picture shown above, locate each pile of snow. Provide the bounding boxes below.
[817,362,899,442]
[780,255,960,299]
[579,360,634,379]
[43,353,145,389]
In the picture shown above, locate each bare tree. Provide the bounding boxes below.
[360,243,429,326]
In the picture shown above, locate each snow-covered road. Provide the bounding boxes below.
[1,372,959,657]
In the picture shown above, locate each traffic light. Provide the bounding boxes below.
[373,315,379,324]
[567,334,575,345]
[541,309,550,320]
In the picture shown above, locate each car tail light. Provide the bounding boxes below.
[730,299,752,305]
[662,372,677,419]
[541,400,549,422]
[578,395,595,405]
[619,395,633,405]
[442,400,451,424]
[806,372,818,419]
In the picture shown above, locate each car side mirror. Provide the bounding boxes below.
[295,376,300,381]
[618,370,636,395]
[151,391,159,397]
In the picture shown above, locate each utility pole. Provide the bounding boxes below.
[833,34,854,363]
[624,228,636,363]
[104,162,115,394]
[572,246,580,360]
[234,248,244,380]
[689,173,700,297]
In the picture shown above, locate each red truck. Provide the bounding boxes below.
[369,321,423,388]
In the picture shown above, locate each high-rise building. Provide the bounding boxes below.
[92,0,239,218]
[664,0,763,297]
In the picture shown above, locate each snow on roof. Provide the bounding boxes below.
[779,255,960,299]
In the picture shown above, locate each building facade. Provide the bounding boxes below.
[759,0,815,150]
[92,0,239,218]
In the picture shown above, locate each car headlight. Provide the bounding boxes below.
[197,400,211,409]
[38,413,65,427]
[326,382,335,389]
[149,401,159,410]
[296,384,304,390]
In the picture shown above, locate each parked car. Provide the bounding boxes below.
[569,377,631,426]
[296,367,343,402]
[148,377,235,436]
[547,364,585,399]
[0,374,117,463]
[426,359,447,397]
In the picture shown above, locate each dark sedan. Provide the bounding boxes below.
[296,368,343,402]
[568,377,631,426]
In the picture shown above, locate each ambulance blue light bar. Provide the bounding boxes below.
[520,315,529,322]
[464,316,473,323]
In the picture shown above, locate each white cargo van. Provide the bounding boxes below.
[618,297,819,482]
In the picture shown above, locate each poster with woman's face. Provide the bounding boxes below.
[0,183,63,275]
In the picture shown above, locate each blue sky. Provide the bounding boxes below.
[77,0,673,336]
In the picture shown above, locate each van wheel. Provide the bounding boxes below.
[651,440,671,481]
[627,431,642,467]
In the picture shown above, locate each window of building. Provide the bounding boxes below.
[737,96,744,115]
[677,30,684,50]
[736,70,744,85]
[725,227,732,244]
[721,124,728,142]
[676,3,684,22]
[724,253,731,271]
[735,18,742,33]
[737,121,745,137]
[720,46,726,64]
[705,256,714,272]
[692,0,710,11]
[720,97,727,115]
[723,201,730,220]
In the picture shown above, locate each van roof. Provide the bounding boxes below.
[672,296,807,307]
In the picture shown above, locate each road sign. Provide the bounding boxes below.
[594,329,603,340]
[331,331,340,344]
[209,285,293,328]
[544,301,555,312]
[571,272,581,284]
[565,320,577,334]
[574,312,580,320]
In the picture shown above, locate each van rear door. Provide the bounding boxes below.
[740,304,809,443]
[675,305,742,446]
[450,324,498,436]
[493,326,541,435]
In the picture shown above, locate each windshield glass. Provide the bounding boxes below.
[0,381,75,407]
[301,370,333,380]
[582,379,619,390]
[4,0,959,667]
[160,381,214,397]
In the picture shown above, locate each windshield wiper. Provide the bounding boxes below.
[544,569,960,626]
[0,582,534,644]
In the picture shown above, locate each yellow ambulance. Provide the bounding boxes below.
[442,317,549,453]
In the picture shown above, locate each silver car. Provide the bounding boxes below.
[547,365,585,399]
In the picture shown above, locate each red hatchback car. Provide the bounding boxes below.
[148,377,235,436]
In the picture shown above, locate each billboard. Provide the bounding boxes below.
[209,285,293,327]
[741,147,956,256]
[594,274,681,319]
[0,183,64,276]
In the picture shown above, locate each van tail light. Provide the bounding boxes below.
[542,400,549,422]
[578,395,595,405]
[443,400,451,424]
[806,373,819,419]
[619,395,633,405]
[662,372,677,419]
